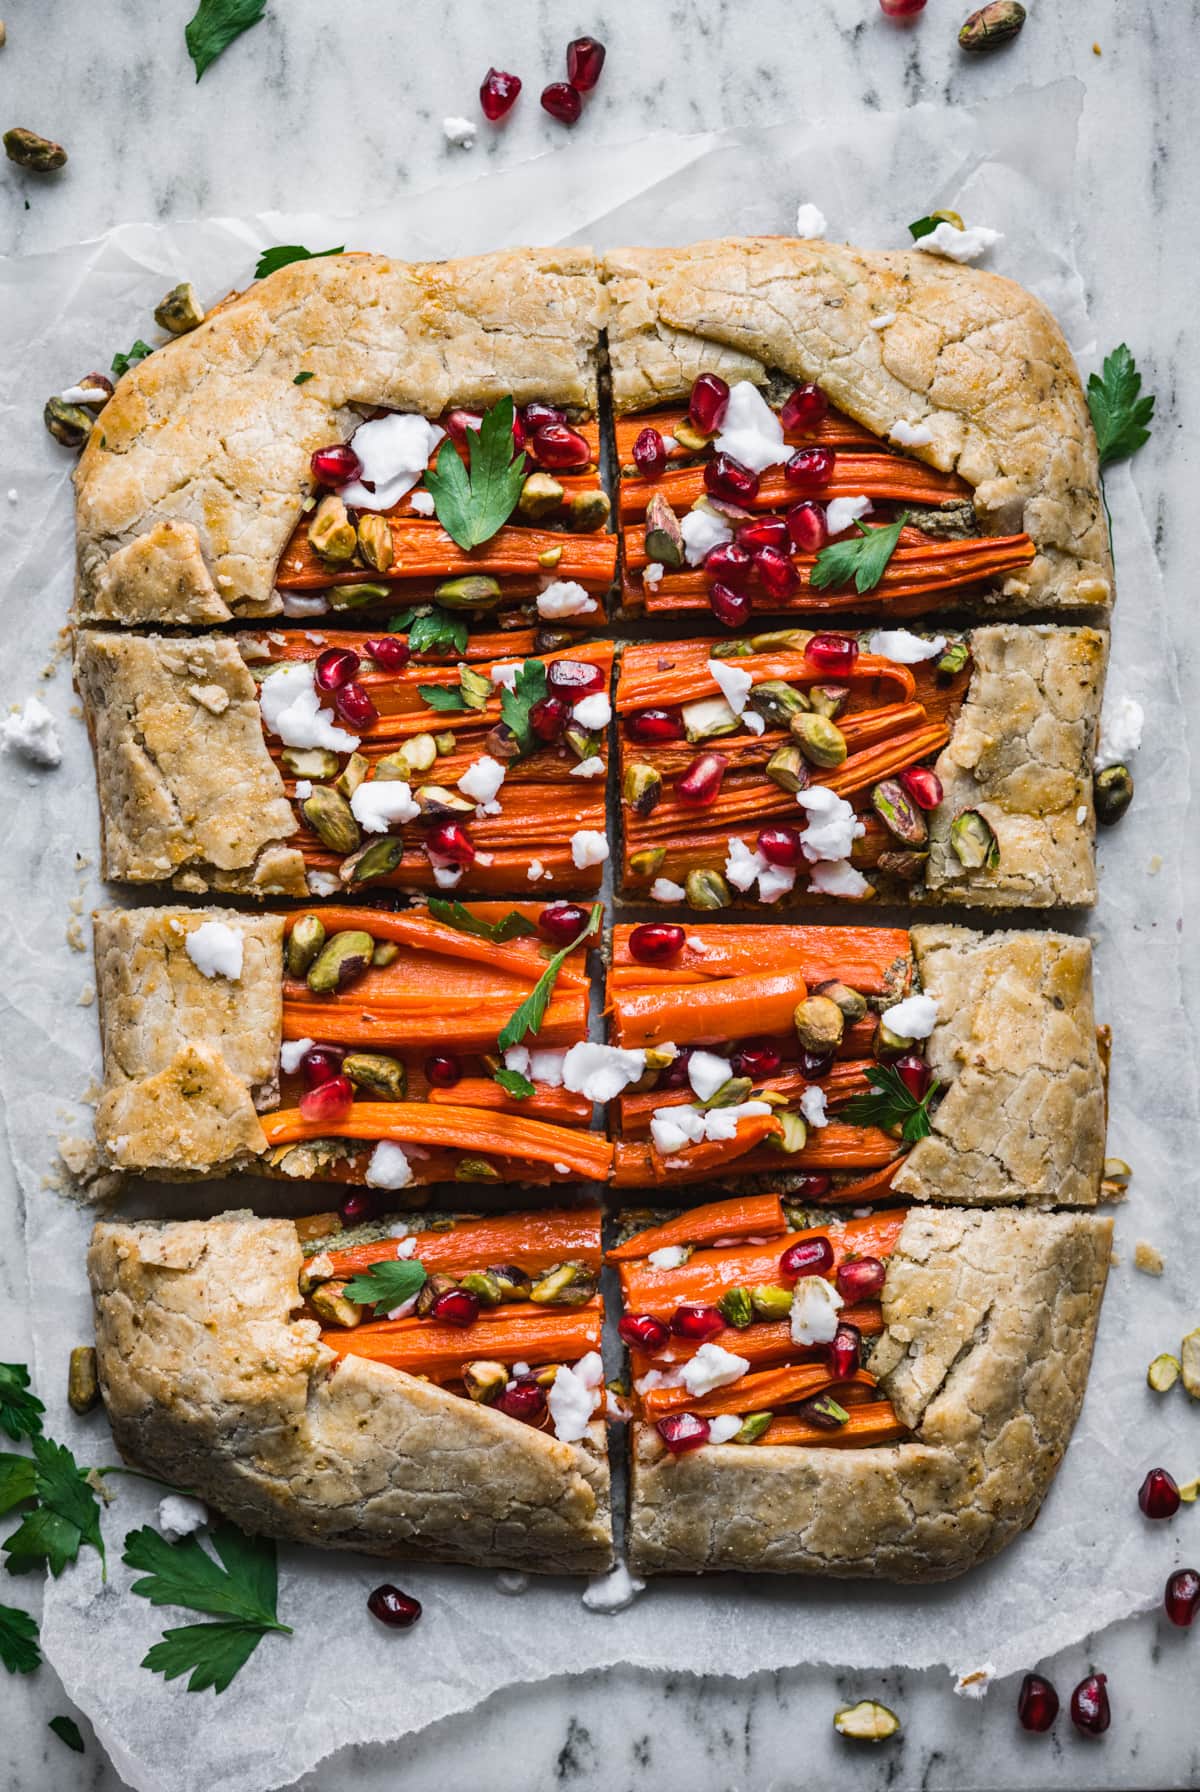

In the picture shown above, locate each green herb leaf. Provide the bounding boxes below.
[907,216,938,241]
[841,1063,940,1144]
[416,683,469,713]
[110,340,152,380]
[1087,344,1156,467]
[427,899,537,943]
[3,1437,105,1578]
[0,1601,39,1675]
[293,370,315,385]
[49,1716,85,1753]
[253,243,344,281]
[0,1454,37,1516]
[143,1621,269,1695]
[185,0,267,81]
[392,605,469,657]
[341,1259,428,1315]
[810,513,908,595]
[425,397,526,551]
[123,1522,282,1626]
[498,902,601,1051]
[500,659,548,757]
[494,1067,535,1100]
[0,1364,44,1442]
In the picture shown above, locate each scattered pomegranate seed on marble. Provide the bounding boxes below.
[368,1584,423,1628]
[1016,1673,1059,1732]
[541,81,583,124]
[879,0,927,14]
[480,69,522,120]
[1069,1673,1110,1736]
[1164,1568,1200,1627]
[567,36,607,91]
[1138,1467,1181,1519]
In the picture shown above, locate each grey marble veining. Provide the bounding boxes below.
[1,0,1198,1787]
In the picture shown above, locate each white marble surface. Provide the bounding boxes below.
[1,0,1197,1787]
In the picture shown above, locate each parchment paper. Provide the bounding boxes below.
[0,82,1194,1792]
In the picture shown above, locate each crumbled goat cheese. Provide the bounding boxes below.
[1094,694,1144,770]
[796,786,865,863]
[157,1495,209,1541]
[572,693,611,731]
[707,1414,743,1445]
[953,1664,997,1700]
[582,1561,646,1613]
[489,662,520,691]
[259,661,360,752]
[789,1275,844,1345]
[794,202,828,239]
[916,222,1002,263]
[650,1105,707,1155]
[682,1342,750,1396]
[505,1045,568,1088]
[890,419,935,448]
[742,710,766,736]
[365,1141,414,1190]
[643,562,665,587]
[393,1235,418,1259]
[185,921,243,981]
[570,756,606,779]
[431,862,463,889]
[280,1038,313,1074]
[800,1086,829,1128]
[280,591,329,618]
[880,992,938,1040]
[680,508,733,566]
[647,1245,690,1270]
[293,779,313,800]
[562,1041,647,1102]
[723,835,797,905]
[570,829,609,869]
[707,657,753,715]
[339,413,446,511]
[307,870,341,896]
[701,1101,772,1142]
[650,876,688,902]
[808,859,872,898]
[351,779,420,832]
[457,754,507,806]
[869,312,897,330]
[548,1352,604,1442]
[442,114,477,148]
[409,490,436,517]
[537,580,598,619]
[824,494,873,536]
[0,696,61,768]
[867,628,946,663]
[386,1293,421,1321]
[527,859,545,881]
[713,380,788,474]
[688,1050,734,1103]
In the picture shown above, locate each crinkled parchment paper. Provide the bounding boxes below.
[0,82,1194,1792]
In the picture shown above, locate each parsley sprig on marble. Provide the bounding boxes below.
[425,396,527,550]
[1087,345,1156,467]
[842,1064,940,1144]
[185,0,267,82]
[124,1522,292,1695]
[0,1362,44,1443]
[811,513,909,596]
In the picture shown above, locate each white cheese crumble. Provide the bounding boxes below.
[869,312,897,330]
[157,1495,208,1541]
[537,580,598,619]
[880,992,938,1039]
[548,1352,604,1443]
[562,1041,647,1102]
[489,662,520,691]
[723,835,797,905]
[707,657,753,715]
[680,508,733,567]
[953,1664,997,1700]
[701,1100,772,1142]
[307,870,341,896]
[681,1341,750,1396]
[431,863,463,889]
[707,1413,743,1445]
[890,418,935,448]
[393,1235,418,1259]
[867,628,946,663]
[504,1045,568,1088]
[259,661,360,752]
[796,786,865,863]
[742,710,766,736]
[279,1038,313,1075]
[351,779,420,833]
[650,877,688,903]
[409,490,436,517]
[185,920,243,981]
[0,696,62,768]
[280,591,329,618]
[794,202,828,239]
[365,1140,414,1190]
[687,1050,734,1103]
[808,859,872,898]
[570,755,606,779]
[643,562,665,588]
[457,754,507,805]
[339,413,446,511]
[442,114,477,148]
[1094,694,1144,770]
[570,828,609,869]
[582,1560,646,1613]
[789,1275,844,1345]
[916,222,1003,263]
[572,693,611,731]
[293,779,313,800]
[800,1086,829,1128]
[824,494,873,536]
[647,1244,690,1270]
[650,1100,772,1155]
[527,859,545,881]
[713,380,788,474]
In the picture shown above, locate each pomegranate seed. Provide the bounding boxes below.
[780,1236,835,1281]
[678,751,728,806]
[367,1584,422,1628]
[709,581,752,628]
[1069,1673,1110,1736]
[529,695,568,742]
[480,68,522,120]
[425,1052,461,1088]
[339,1189,378,1227]
[790,1172,832,1199]
[799,1049,834,1081]
[880,0,927,14]
[299,1044,345,1088]
[334,681,379,728]
[671,1304,725,1341]
[705,453,760,504]
[430,1288,479,1327]
[784,446,836,491]
[538,902,589,947]
[754,543,800,600]
[540,81,582,125]
[523,401,567,432]
[566,35,606,91]
[836,1255,886,1301]
[657,1412,710,1454]
[496,1378,547,1422]
[618,1313,671,1351]
[299,1075,353,1125]
[425,819,475,864]
[629,923,686,965]
[632,427,667,477]
[1138,1467,1181,1519]
[1017,1673,1059,1733]
[737,516,789,553]
[314,646,360,692]
[1164,1567,1200,1627]
[530,421,590,468]
[786,501,828,553]
[898,766,943,810]
[362,635,410,671]
[894,1054,930,1101]
[780,383,829,434]
[510,412,527,456]
[731,1040,782,1079]
[310,443,361,488]
[757,825,805,868]
[547,658,605,696]
[806,633,859,676]
[660,1046,694,1089]
[443,407,483,445]
[688,374,730,434]
[627,707,685,744]
[827,1322,862,1381]
[705,541,753,588]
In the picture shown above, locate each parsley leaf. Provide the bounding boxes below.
[841,1064,940,1144]
[293,370,315,385]
[0,1364,44,1442]
[425,396,526,550]
[494,1067,535,1100]
[253,243,344,281]
[907,215,938,241]
[427,899,537,943]
[341,1259,427,1314]
[0,1453,37,1515]
[185,0,267,81]
[416,682,469,713]
[1087,344,1156,468]
[49,1716,85,1753]
[810,513,909,595]
[500,659,548,757]
[144,1621,270,1695]
[0,1601,39,1675]
[110,340,152,380]
[3,1437,105,1578]
[124,1522,291,1696]
[498,902,601,1051]
[391,605,469,657]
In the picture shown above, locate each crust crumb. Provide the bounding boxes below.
[1134,1241,1165,1276]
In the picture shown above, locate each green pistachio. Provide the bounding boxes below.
[807,684,850,720]
[623,762,663,817]
[871,779,928,847]
[833,1702,901,1743]
[530,1262,598,1306]
[748,680,809,728]
[959,1,1026,52]
[793,995,845,1054]
[416,1272,460,1316]
[771,1110,808,1154]
[642,1047,679,1072]
[306,929,375,994]
[644,492,685,568]
[281,746,339,780]
[340,837,405,885]
[434,731,456,756]
[415,783,474,818]
[698,1076,754,1111]
[811,981,868,1028]
[685,867,731,910]
[286,914,326,979]
[750,1284,794,1321]
[670,421,713,453]
[936,637,970,678]
[154,281,205,335]
[764,744,811,795]
[796,1392,849,1428]
[309,494,358,563]
[1179,1478,1200,1504]
[4,127,67,171]
[734,1411,774,1444]
[455,1157,500,1181]
[930,209,965,230]
[877,850,928,883]
[483,1264,532,1303]
[356,513,394,573]
[718,1287,754,1330]
[517,471,566,521]
[333,752,369,799]
[301,787,361,855]
[43,397,94,449]
[342,1052,407,1101]
[405,732,438,773]
[434,574,503,611]
[950,809,1000,871]
[565,489,612,533]
[1183,1329,1200,1399]
[629,846,667,879]
[463,1360,508,1403]
[537,544,564,570]
[681,695,740,742]
[309,1281,363,1329]
[67,1346,99,1415]
[458,665,492,711]
[709,639,754,659]
[458,1271,507,1307]
[372,941,399,968]
[874,1019,913,1057]
[327,581,390,611]
[1094,763,1134,825]
[1148,1353,1181,1393]
[791,711,848,769]
[564,723,602,761]
[750,630,814,654]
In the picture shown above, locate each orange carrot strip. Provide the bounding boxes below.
[609,969,809,1049]
[606,1193,787,1262]
[609,925,909,990]
[641,1364,876,1422]
[322,1209,603,1278]
[282,906,587,989]
[323,1303,601,1378]
[260,1102,613,1178]
[614,649,916,713]
[620,456,968,519]
[815,1161,905,1207]
[629,1305,882,1375]
[646,1117,782,1181]
[282,990,588,1054]
[751,1401,906,1447]
[424,1079,593,1126]
[276,521,616,590]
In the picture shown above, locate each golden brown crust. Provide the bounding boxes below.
[75,248,607,625]
[89,1214,612,1573]
[603,238,1112,611]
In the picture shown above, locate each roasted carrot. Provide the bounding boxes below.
[609,968,810,1049]
[619,456,969,520]
[283,991,588,1053]
[614,406,881,462]
[628,1306,883,1376]
[811,1161,905,1207]
[611,1124,901,1189]
[606,1193,788,1262]
[322,1209,603,1279]
[322,1302,602,1378]
[283,906,588,988]
[750,1401,906,1448]
[614,648,916,713]
[424,1079,593,1126]
[260,1102,614,1179]
[641,1363,876,1422]
[276,520,616,591]
[609,925,909,991]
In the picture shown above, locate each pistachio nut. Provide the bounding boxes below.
[671,420,713,453]
[718,1287,754,1330]
[629,846,667,879]
[565,489,612,533]
[1179,1478,1200,1504]
[793,995,845,1054]
[771,1110,808,1154]
[416,1272,460,1317]
[935,637,970,678]
[930,209,965,230]
[483,1264,532,1302]
[404,732,438,773]
[685,867,731,910]
[434,574,503,611]
[710,640,754,659]
[871,778,928,847]
[750,629,814,654]
[796,1392,849,1428]
[750,1283,794,1322]
[340,837,405,884]
[153,281,205,335]
[877,850,928,883]
[67,1346,99,1415]
[644,493,685,568]
[1102,1157,1132,1193]
[372,941,399,968]
[302,787,361,855]
[458,665,492,711]
[455,1157,500,1181]
[463,1360,508,1404]
[4,126,67,171]
[764,744,811,794]
[309,494,357,563]
[333,751,369,799]
[699,1076,754,1112]
[1148,1353,1181,1394]
[530,1262,598,1306]
[281,746,340,780]
[812,980,868,1026]
[1094,763,1134,825]
[486,721,523,761]
[286,914,326,979]
[298,1252,336,1295]
[434,731,456,756]
[1183,1328,1200,1399]
[534,628,572,655]
[342,1052,407,1101]
[374,749,413,782]
[959,1,1026,52]
[874,1019,912,1057]
[327,581,390,610]
[306,929,375,994]
[458,1271,507,1308]
[682,694,740,742]
[748,680,809,728]
[537,544,565,570]
[949,808,1000,871]
[832,1701,901,1743]
[623,762,663,817]
[309,1280,363,1329]
[734,1411,774,1444]
[791,711,848,769]
[415,783,474,819]
[807,683,850,720]
[356,512,394,573]
[43,397,94,449]
[517,471,566,521]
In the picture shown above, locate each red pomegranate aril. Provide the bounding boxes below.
[757,825,805,868]
[1138,1466,1181,1519]
[629,923,686,966]
[660,1046,694,1089]
[790,1172,832,1199]
[705,453,760,504]
[786,501,828,553]
[898,766,943,810]
[530,422,590,468]
[836,1255,886,1302]
[780,383,829,434]
[1164,1567,1200,1627]
[522,400,567,432]
[689,373,730,434]
[425,1052,461,1088]
[540,81,582,125]
[657,1412,711,1454]
[510,410,526,456]
[880,0,927,15]
[538,902,589,947]
[310,443,361,488]
[425,819,475,865]
[1069,1673,1110,1736]
[632,426,667,477]
[618,1313,670,1352]
[780,1236,835,1281]
[784,446,836,491]
[1017,1673,1060,1733]
[430,1288,479,1328]
[362,636,411,671]
[678,751,729,807]
[754,544,800,600]
[339,1189,378,1228]
[299,1075,353,1125]
[547,658,606,696]
[529,695,568,742]
[731,1039,782,1079]
[671,1303,725,1341]
[737,516,789,553]
[314,646,361,692]
[567,35,606,90]
[443,407,484,445]
[709,581,752,629]
[894,1053,931,1101]
[627,707,685,744]
[480,68,522,120]
[806,632,859,676]
[334,681,379,728]
[300,1044,345,1088]
[705,541,753,588]
[827,1322,862,1382]
[367,1583,422,1628]
[496,1378,546,1422]
[799,1048,835,1080]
